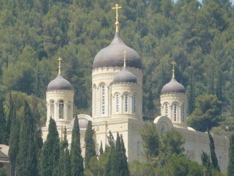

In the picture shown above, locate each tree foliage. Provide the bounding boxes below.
[228,134,234,176]
[70,116,84,176]
[188,94,222,131]
[16,101,38,176]
[84,120,96,169]
[41,118,60,176]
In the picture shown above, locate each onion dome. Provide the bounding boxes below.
[113,67,137,84]
[93,32,142,69]
[161,61,185,94]
[161,78,185,94]
[47,74,72,91]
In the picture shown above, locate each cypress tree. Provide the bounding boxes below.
[58,127,71,176]
[5,93,14,144]
[208,131,220,171]
[70,116,84,176]
[41,118,60,176]
[8,104,19,176]
[16,100,38,176]
[105,133,129,176]
[0,96,6,144]
[228,134,234,176]
[100,141,103,155]
[85,121,96,169]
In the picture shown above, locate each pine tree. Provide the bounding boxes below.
[208,131,220,171]
[58,127,71,176]
[85,120,96,169]
[70,116,84,176]
[228,134,234,176]
[0,97,6,144]
[16,100,38,176]
[8,104,19,176]
[41,118,60,176]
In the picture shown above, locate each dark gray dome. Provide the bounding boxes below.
[113,67,137,84]
[47,74,72,91]
[93,32,142,69]
[161,78,185,94]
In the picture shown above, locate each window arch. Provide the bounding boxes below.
[132,94,137,113]
[116,94,119,113]
[164,103,168,117]
[101,85,105,115]
[182,104,185,122]
[137,141,141,156]
[173,103,177,122]
[50,100,54,118]
[124,93,129,113]
[59,100,64,119]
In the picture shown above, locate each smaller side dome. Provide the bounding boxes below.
[113,67,137,84]
[161,78,185,94]
[47,74,72,91]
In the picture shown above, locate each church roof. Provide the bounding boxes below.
[113,67,137,84]
[93,32,142,69]
[161,78,185,94]
[47,74,72,91]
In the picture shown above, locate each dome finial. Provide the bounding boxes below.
[58,57,62,75]
[112,4,122,32]
[123,50,127,67]
[171,61,176,78]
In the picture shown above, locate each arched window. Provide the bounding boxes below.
[59,100,64,119]
[137,141,141,156]
[182,104,185,122]
[132,94,137,113]
[173,103,177,122]
[101,85,105,115]
[50,100,54,118]
[124,94,129,112]
[165,103,168,117]
[116,94,119,113]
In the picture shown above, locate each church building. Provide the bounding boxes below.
[42,4,229,173]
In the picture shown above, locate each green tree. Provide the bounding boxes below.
[140,122,160,161]
[84,121,96,169]
[228,134,234,176]
[188,94,222,131]
[208,131,220,171]
[41,118,60,176]
[58,127,71,176]
[70,116,84,176]
[201,151,212,176]
[8,103,19,176]
[16,100,38,176]
[105,133,130,176]
[0,97,6,144]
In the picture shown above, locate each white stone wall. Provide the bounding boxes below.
[46,90,74,125]
[92,67,142,120]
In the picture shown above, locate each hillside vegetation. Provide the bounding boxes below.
[0,0,233,133]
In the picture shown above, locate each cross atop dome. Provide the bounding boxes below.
[112,4,122,32]
[58,57,62,75]
[171,61,176,78]
[123,50,127,67]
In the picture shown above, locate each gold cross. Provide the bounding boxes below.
[112,4,122,32]
[58,57,62,75]
[171,61,176,78]
[123,50,127,67]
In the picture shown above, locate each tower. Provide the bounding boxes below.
[46,58,74,126]
[92,4,143,161]
[160,61,187,128]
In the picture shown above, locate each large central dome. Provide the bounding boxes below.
[93,32,142,69]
